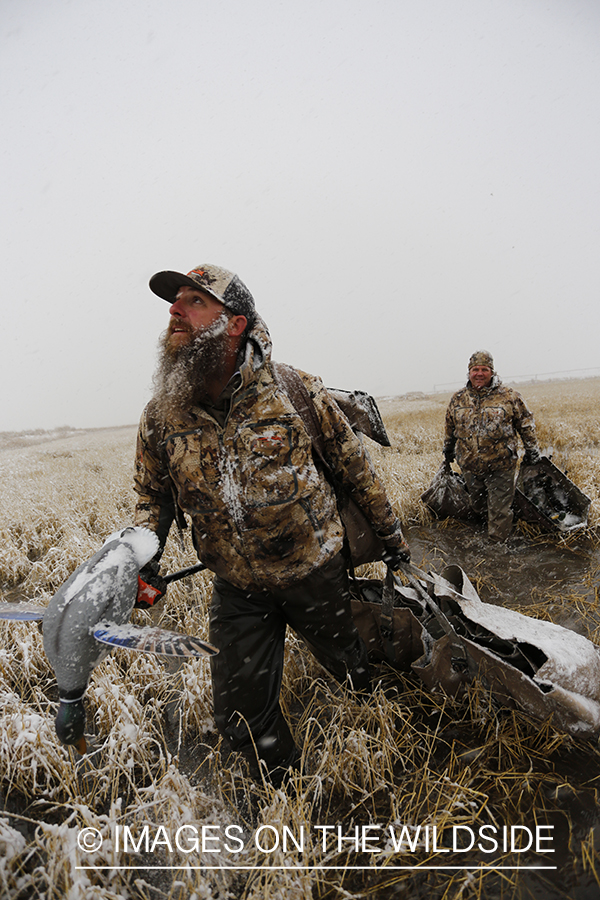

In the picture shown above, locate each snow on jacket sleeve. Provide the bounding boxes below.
[133,401,177,551]
[443,402,457,458]
[303,373,407,548]
[512,392,539,453]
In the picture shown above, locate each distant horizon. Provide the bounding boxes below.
[3,371,600,438]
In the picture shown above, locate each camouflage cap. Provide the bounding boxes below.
[149,264,256,322]
[468,350,494,371]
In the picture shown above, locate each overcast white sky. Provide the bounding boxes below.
[1,0,599,431]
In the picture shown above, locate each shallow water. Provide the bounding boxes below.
[407,520,600,633]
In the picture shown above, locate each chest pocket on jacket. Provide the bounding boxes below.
[453,407,472,431]
[166,431,222,513]
[235,420,316,508]
[480,406,511,441]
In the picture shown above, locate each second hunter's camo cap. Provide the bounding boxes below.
[149,264,256,321]
[468,350,494,371]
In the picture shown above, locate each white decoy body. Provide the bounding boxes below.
[0,526,218,753]
[43,526,159,697]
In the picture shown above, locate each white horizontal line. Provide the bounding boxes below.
[76,865,557,872]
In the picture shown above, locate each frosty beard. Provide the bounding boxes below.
[152,311,232,420]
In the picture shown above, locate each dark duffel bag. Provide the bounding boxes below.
[420,461,475,521]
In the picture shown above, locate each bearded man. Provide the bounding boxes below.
[443,350,541,541]
[133,263,410,785]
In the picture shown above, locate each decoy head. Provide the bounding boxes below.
[55,695,88,754]
[102,525,159,568]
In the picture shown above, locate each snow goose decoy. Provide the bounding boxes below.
[0,526,217,753]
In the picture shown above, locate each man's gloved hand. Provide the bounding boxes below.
[522,448,541,467]
[443,440,455,464]
[381,540,411,570]
[135,559,168,610]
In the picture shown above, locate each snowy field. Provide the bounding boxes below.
[0,380,599,899]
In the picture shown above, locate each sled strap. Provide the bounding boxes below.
[398,564,470,674]
[379,567,398,664]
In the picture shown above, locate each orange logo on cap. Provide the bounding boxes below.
[189,268,205,278]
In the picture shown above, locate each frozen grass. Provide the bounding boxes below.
[0,383,599,899]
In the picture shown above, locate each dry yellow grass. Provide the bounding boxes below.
[0,380,599,899]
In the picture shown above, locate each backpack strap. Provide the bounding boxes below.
[272,361,384,570]
[272,362,330,471]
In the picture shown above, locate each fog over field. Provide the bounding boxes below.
[1,0,600,432]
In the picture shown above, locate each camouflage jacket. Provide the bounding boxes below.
[443,377,538,475]
[134,317,404,591]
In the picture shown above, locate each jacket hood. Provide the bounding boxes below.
[239,314,272,379]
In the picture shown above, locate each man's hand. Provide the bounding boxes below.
[381,540,411,570]
[443,441,455,464]
[134,559,168,609]
[522,448,541,466]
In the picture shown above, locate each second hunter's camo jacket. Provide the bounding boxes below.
[443,377,538,476]
[134,316,404,591]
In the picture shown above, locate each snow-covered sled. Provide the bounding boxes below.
[351,564,600,736]
[514,455,591,534]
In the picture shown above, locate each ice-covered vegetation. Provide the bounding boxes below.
[0,382,599,899]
